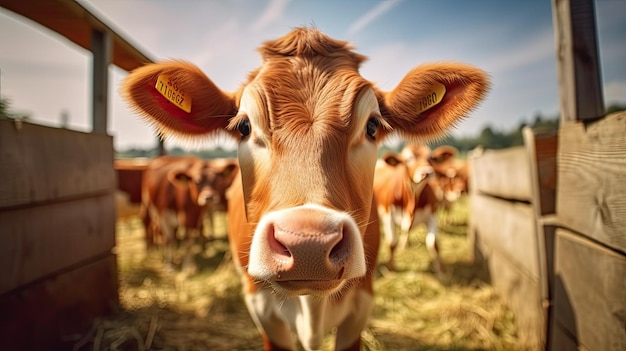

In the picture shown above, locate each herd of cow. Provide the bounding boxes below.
[124,145,468,276]
[118,28,488,351]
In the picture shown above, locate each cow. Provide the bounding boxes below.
[373,144,442,274]
[429,145,469,214]
[121,27,489,351]
[140,156,238,272]
[202,157,239,240]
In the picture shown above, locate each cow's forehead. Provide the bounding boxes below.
[241,59,373,147]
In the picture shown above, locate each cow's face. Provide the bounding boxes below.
[168,159,238,207]
[231,64,381,295]
[191,159,238,207]
[121,28,490,296]
[400,144,434,185]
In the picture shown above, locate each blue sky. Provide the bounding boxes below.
[0,0,624,150]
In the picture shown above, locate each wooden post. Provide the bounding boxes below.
[92,29,111,134]
[158,138,166,156]
[552,0,604,122]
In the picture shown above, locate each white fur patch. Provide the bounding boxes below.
[245,287,373,350]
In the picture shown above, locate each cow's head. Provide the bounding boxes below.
[122,28,489,295]
[399,144,435,185]
[429,145,466,203]
[167,158,238,207]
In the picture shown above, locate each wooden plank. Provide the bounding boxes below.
[470,146,532,201]
[0,193,115,294]
[92,28,111,134]
[470,194,539,279]
[557,112,626,252]
[552,0,604,122]
[523,127,558,216]
[553,228,626,351]
[473,229,546,349]
[0,120,115,209]
[523,127,558,308]
[0,254,118,350]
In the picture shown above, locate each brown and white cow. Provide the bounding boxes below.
[122,28,489,351]
[141,156,238,272]
[373,144,442,274]
[429,145,469,212]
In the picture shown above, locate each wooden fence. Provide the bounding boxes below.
[550,111,626,350]
[470,117,626,350]
[0,120,118,349]
[469,127,557,349]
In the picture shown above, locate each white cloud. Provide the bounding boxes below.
[347,0,403,36]
[479,27,555,74]
[252,0,291,31]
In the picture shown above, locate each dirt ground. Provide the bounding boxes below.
[75,197,533,351]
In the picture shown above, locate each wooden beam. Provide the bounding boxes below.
[0,0,154,72]
[91,29,111,134]
[552,0,604,122]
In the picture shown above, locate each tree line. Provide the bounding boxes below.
[1,97,624,159]
[90,103,626,159]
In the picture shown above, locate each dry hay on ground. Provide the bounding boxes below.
[74,197,533,350]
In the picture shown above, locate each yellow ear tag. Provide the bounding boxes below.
[155,74,192,113]
[416,82,446,114]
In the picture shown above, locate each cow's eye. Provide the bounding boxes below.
[237,118,251,137]
[366,118,379,140]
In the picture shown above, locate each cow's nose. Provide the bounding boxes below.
[197,190,215,206]
[248,205,366,290]
[268,218,349,280]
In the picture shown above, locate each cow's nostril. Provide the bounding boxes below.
[268,224,292,259]
[328,226,349,264]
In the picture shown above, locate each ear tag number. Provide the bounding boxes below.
[155,74,192,113]
[416,82,446,113]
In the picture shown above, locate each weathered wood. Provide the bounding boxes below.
[470,194,539,279]
[0,193,115,294]
[0,254,118,350]
[552,228,626,351]
[472,228,545,349]
[557,112,626,253]
[470,146,532,201]
[0,120,115,209]
[552,0,604,122]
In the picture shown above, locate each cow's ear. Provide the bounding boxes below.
[378,62,490,141]
[121,60,239,139]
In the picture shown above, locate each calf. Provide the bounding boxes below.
[373,144,442,274]
[141,156,237,272]
[122,27,489,350]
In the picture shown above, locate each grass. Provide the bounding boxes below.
[73,196,533,350]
